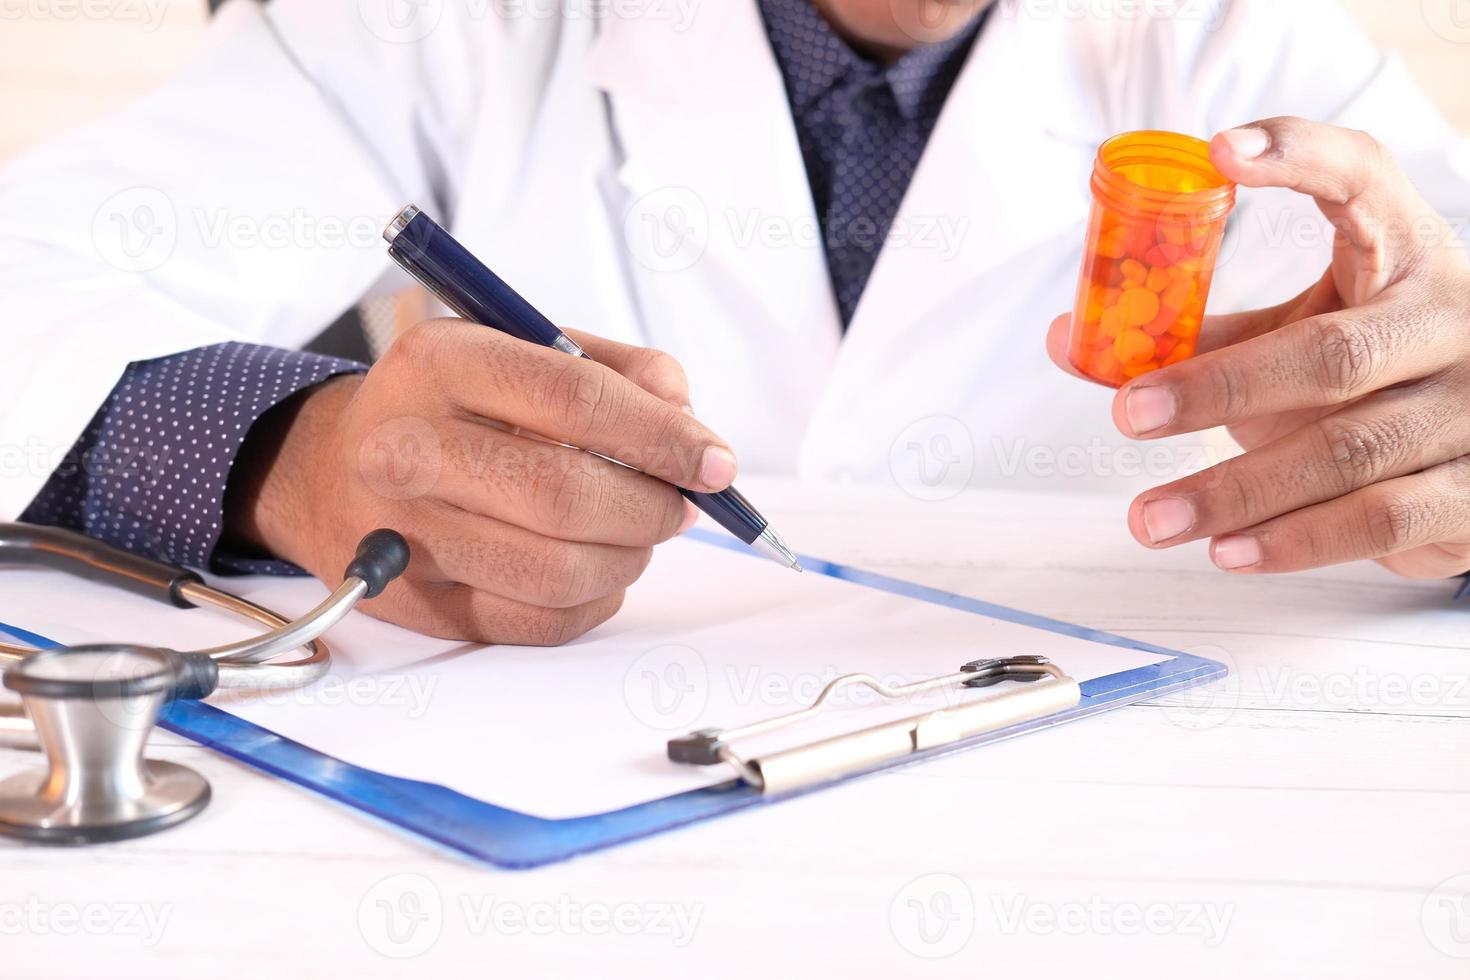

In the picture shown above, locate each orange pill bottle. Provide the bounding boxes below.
[1067,131,1236,387]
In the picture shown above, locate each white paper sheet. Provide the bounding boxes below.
[0,535,1169,819]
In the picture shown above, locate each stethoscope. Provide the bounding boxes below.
[0,523,409,846]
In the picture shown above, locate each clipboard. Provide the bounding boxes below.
[2,529,1225,869]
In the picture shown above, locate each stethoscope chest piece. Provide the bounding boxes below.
[0,645,209,845]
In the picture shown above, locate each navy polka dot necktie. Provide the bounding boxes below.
[759,0,987,327]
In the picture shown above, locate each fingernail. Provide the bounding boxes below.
[1124,386,1177,435]
[1220,127,1269,161]
[1142,497,1195,544]
[1213,535,1262,570]
[678,500,699,534]
[699,446,737,488]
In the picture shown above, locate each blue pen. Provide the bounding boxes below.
[383,204,801,571]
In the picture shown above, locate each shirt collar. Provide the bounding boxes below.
[759,0,987,121]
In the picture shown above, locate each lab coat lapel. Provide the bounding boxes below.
[843,3,1094,346]
[582,3,840,343]
[582,1,842,470]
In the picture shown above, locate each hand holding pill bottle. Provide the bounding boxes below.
[1067,131,1236,387]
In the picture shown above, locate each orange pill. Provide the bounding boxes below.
[1155,334,1178,359]
[1169,313,1200,338]
[1125,224,1156,260]
[1091,261,1124,287]
[1145,266,1171,293]
[1090,346,1121,380]
[1120,259,1148,285]
[1118,287,1160,327]
[1161,223,1191,246]
[1114,327,1156,365]
[1162,341,1195,366]
[1100,305,1126,338]
[1096,226,1129,259]
[1144,243,1186,267]
[1162,278,1195,312]
[1122,360,1159,379]
[1141,308,1175,337]
[1083,285,1107,323]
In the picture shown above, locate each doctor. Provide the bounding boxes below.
[0,0,1467,644]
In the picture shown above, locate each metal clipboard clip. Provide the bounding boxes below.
[667,655,1082,795]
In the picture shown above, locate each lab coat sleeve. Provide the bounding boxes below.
[0,0,495,520]
[1177,0,1470,312]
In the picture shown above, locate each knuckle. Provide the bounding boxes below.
[528,607,588,647]
[1358,129,1395,175]
[533,542,589,608]
[1309,318,1378,398]
[653,486,688,541]
[617,547,655,588]
[393,318,457,373]
[640,347,687,385]
[1200,359,1254,422]
[543,362,612,443]
[530,454,602,535]
[1286,519,1328,570]
[1317,416,1401,490]
[643,409,695,480]
[1364,491,1427,555]
[1217,464,1269,522]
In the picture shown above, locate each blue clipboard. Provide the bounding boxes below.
[1,529,1225,870]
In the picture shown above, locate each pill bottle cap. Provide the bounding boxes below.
[1091,131,1236,225]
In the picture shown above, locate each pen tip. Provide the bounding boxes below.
[753,526,801,571]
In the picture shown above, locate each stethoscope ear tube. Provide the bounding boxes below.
[0,523,203,608]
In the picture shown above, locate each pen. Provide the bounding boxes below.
[382,204,802,572]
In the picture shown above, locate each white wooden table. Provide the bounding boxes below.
[3,480,1467,979]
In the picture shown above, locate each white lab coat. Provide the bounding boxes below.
[0,0,1466,521]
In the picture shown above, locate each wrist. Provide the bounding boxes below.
[223,373,362,568]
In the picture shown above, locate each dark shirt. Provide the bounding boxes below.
[757,0,987,325]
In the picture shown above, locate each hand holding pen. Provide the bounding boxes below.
[223,225,792,648]
[383,204,800,571]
